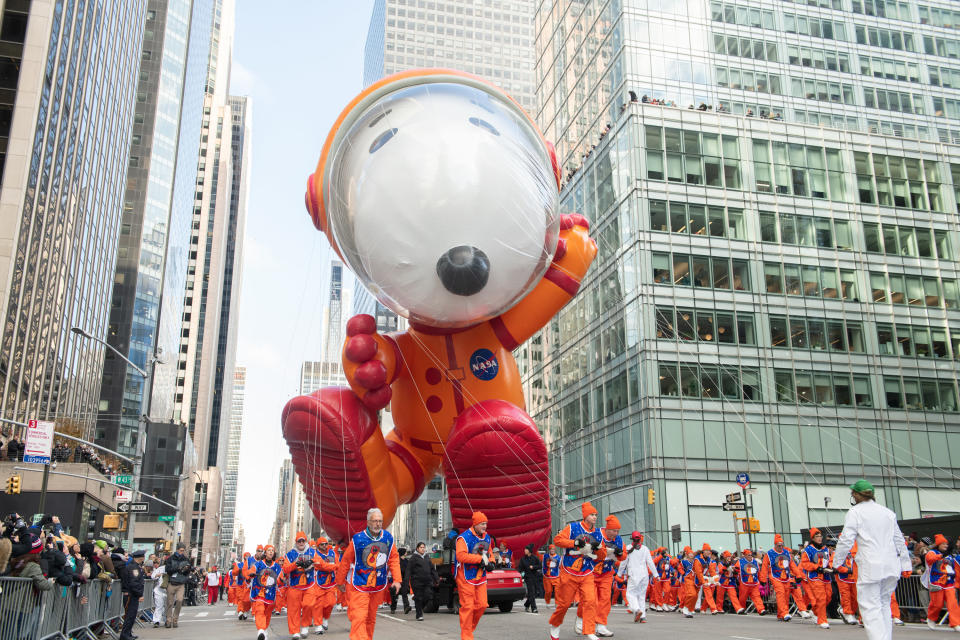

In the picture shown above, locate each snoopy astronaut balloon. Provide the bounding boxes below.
[282,70,597,553]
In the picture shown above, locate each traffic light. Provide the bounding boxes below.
[742,518,760,533]
[647,488,655,504]
[5,474,20,494]
[87,508,100,539]
[103,513,123,530]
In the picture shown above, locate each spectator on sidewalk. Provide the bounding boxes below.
[164,543,192,628]
[151,558,167,627]
[408,541,439,621]
[119,550,145,640]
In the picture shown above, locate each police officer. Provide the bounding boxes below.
[120,549,146,640]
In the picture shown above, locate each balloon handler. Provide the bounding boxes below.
[282,69,598,553]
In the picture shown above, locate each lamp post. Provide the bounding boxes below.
[71,326,154,548]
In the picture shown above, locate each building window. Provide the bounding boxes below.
[646,127,740,188]
[790,77,856,105]
[863,222,951,258]
[759,211,852,250]
[763,262,855,300]
[652,252,750,291]
[883,376,959,411]
[853,152,943,211]
[785,14,847,41]
[658,362,761,402]
[752,139,845,200]
[711,34,779,62]
[716,66,783,95]
[862,86,925,115]
[924,34,960,59]
[877,323,957,359]
[920,5,960,29]
[869,272,957,307]
[770,316,864,352]
[855,25,916,52]
[648,200,747,239]
[775,370,872,407]
[710,2,775,29]
[655,306,756,345]
[860,55,920,82]
[786,45,850,72]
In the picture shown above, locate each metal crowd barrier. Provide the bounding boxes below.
[0,576,158,640]
[895,574,928,615]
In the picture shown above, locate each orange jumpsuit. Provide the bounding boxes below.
[283,548,319,634]
[311,546,339,627]
[679,555,699,612]
[247,557,283,632]
[235,558,253,616]
[455,528,493,640]
[548,520,605,636]
[717,560,743,612]
[761,547,804,620]
[696,553,719,613]
[800,543,831,625]
[576,529,621,626]
[926,550,960,627]
[836,548,858,619]
[542,551,560,605]
[737,555,765,614]
[334,530,402,640]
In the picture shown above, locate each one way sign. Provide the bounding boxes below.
[118,502,149,513]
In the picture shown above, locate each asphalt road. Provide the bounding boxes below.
[140,600,941,639]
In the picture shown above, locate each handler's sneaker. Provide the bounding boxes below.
[549,625,561,639]
[800,610,812,619]
[292,634,300,640]
[843,614,857,625]
[929,620,938,630]
[575,617,583,634]
[892,618,904,626]
[783,614,792,622]
[257,632,266,640]
[314,626,323,635]
[819,622,830,629]
[595,624,614,637]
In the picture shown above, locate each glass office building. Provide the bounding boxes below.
[96,0,214,456]
[0,0,146,435]
[523,0,960,551]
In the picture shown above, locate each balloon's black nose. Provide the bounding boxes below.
[436,246,490,296]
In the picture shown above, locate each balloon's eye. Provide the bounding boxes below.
[368,109,392,128]
[369,128,398,153]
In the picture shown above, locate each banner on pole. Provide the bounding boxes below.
[23,419,55,464]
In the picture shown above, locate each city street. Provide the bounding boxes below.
[142,602,939,640]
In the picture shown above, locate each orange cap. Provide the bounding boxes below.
[936,534,948,545]
[472,512,488,527]
[722,550,732,558]
[809,528,821,539]
[702,543,711,551]
[743,548,752,555]
[256,544,263,551]
[582,502,598,518]
[264,544,275,553]
[774,534,784,544]
[296,531,307,542]
[317,537,328,545]
[683,546,692,555]
[606,515,621,529]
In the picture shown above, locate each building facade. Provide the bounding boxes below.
[220,364,245,561]
[363,0,537,114]
[0,0,146,436]
[523,0,960,553]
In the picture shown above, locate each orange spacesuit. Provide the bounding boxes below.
[311,538,339,632]
[282,69,597,552]
[761,535,804,621]
[455,512,494,640]
[548,503,605,638]
[334,522,402,640]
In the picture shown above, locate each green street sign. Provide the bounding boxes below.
[565,494,576,500]
[114,475,133,486]
[158,515,174,522]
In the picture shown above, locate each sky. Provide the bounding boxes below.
[230,0,376,546]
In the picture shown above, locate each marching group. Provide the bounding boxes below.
[162,479,922,640]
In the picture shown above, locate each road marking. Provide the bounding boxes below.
[378,613,406,623]
[730,636,766,640]
[223,611,233,616]
[196,612,209,617]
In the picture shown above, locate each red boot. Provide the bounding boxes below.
[281,388,380,542]
[442,399,550,554]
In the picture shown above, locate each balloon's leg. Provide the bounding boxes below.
[282,387,399,542]
[441,399,551,552]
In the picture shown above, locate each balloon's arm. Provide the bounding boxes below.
[494,215,597,348]
[334,542,355,587]
[553,524,576,550]
[341,314,405,411]
[455,537,483,565]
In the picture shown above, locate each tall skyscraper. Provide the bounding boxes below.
[0,0,146,437]
[220,364,245,560]
[524,0,960,549]
[95,0,216,456]
[363,0,537,113]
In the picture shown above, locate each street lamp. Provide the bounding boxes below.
[71,326,154,548]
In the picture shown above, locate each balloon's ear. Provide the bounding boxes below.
[545,140,561,191]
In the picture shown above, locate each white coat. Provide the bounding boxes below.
[616,543,659,582]
[832,499,911,581]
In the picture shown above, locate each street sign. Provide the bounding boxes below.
[723,502,747,511]
[115,489,133,503]
[118,502,148,513]
[726,491,742,503]
[671,524,682,542]
[565,494,576,500]
[113,475,133,486]
[158,515,175,522]
[23,419,55,464]
[736,472,750,488]
[745,488,758,495]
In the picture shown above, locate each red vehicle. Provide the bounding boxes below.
[425,546,526,613]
